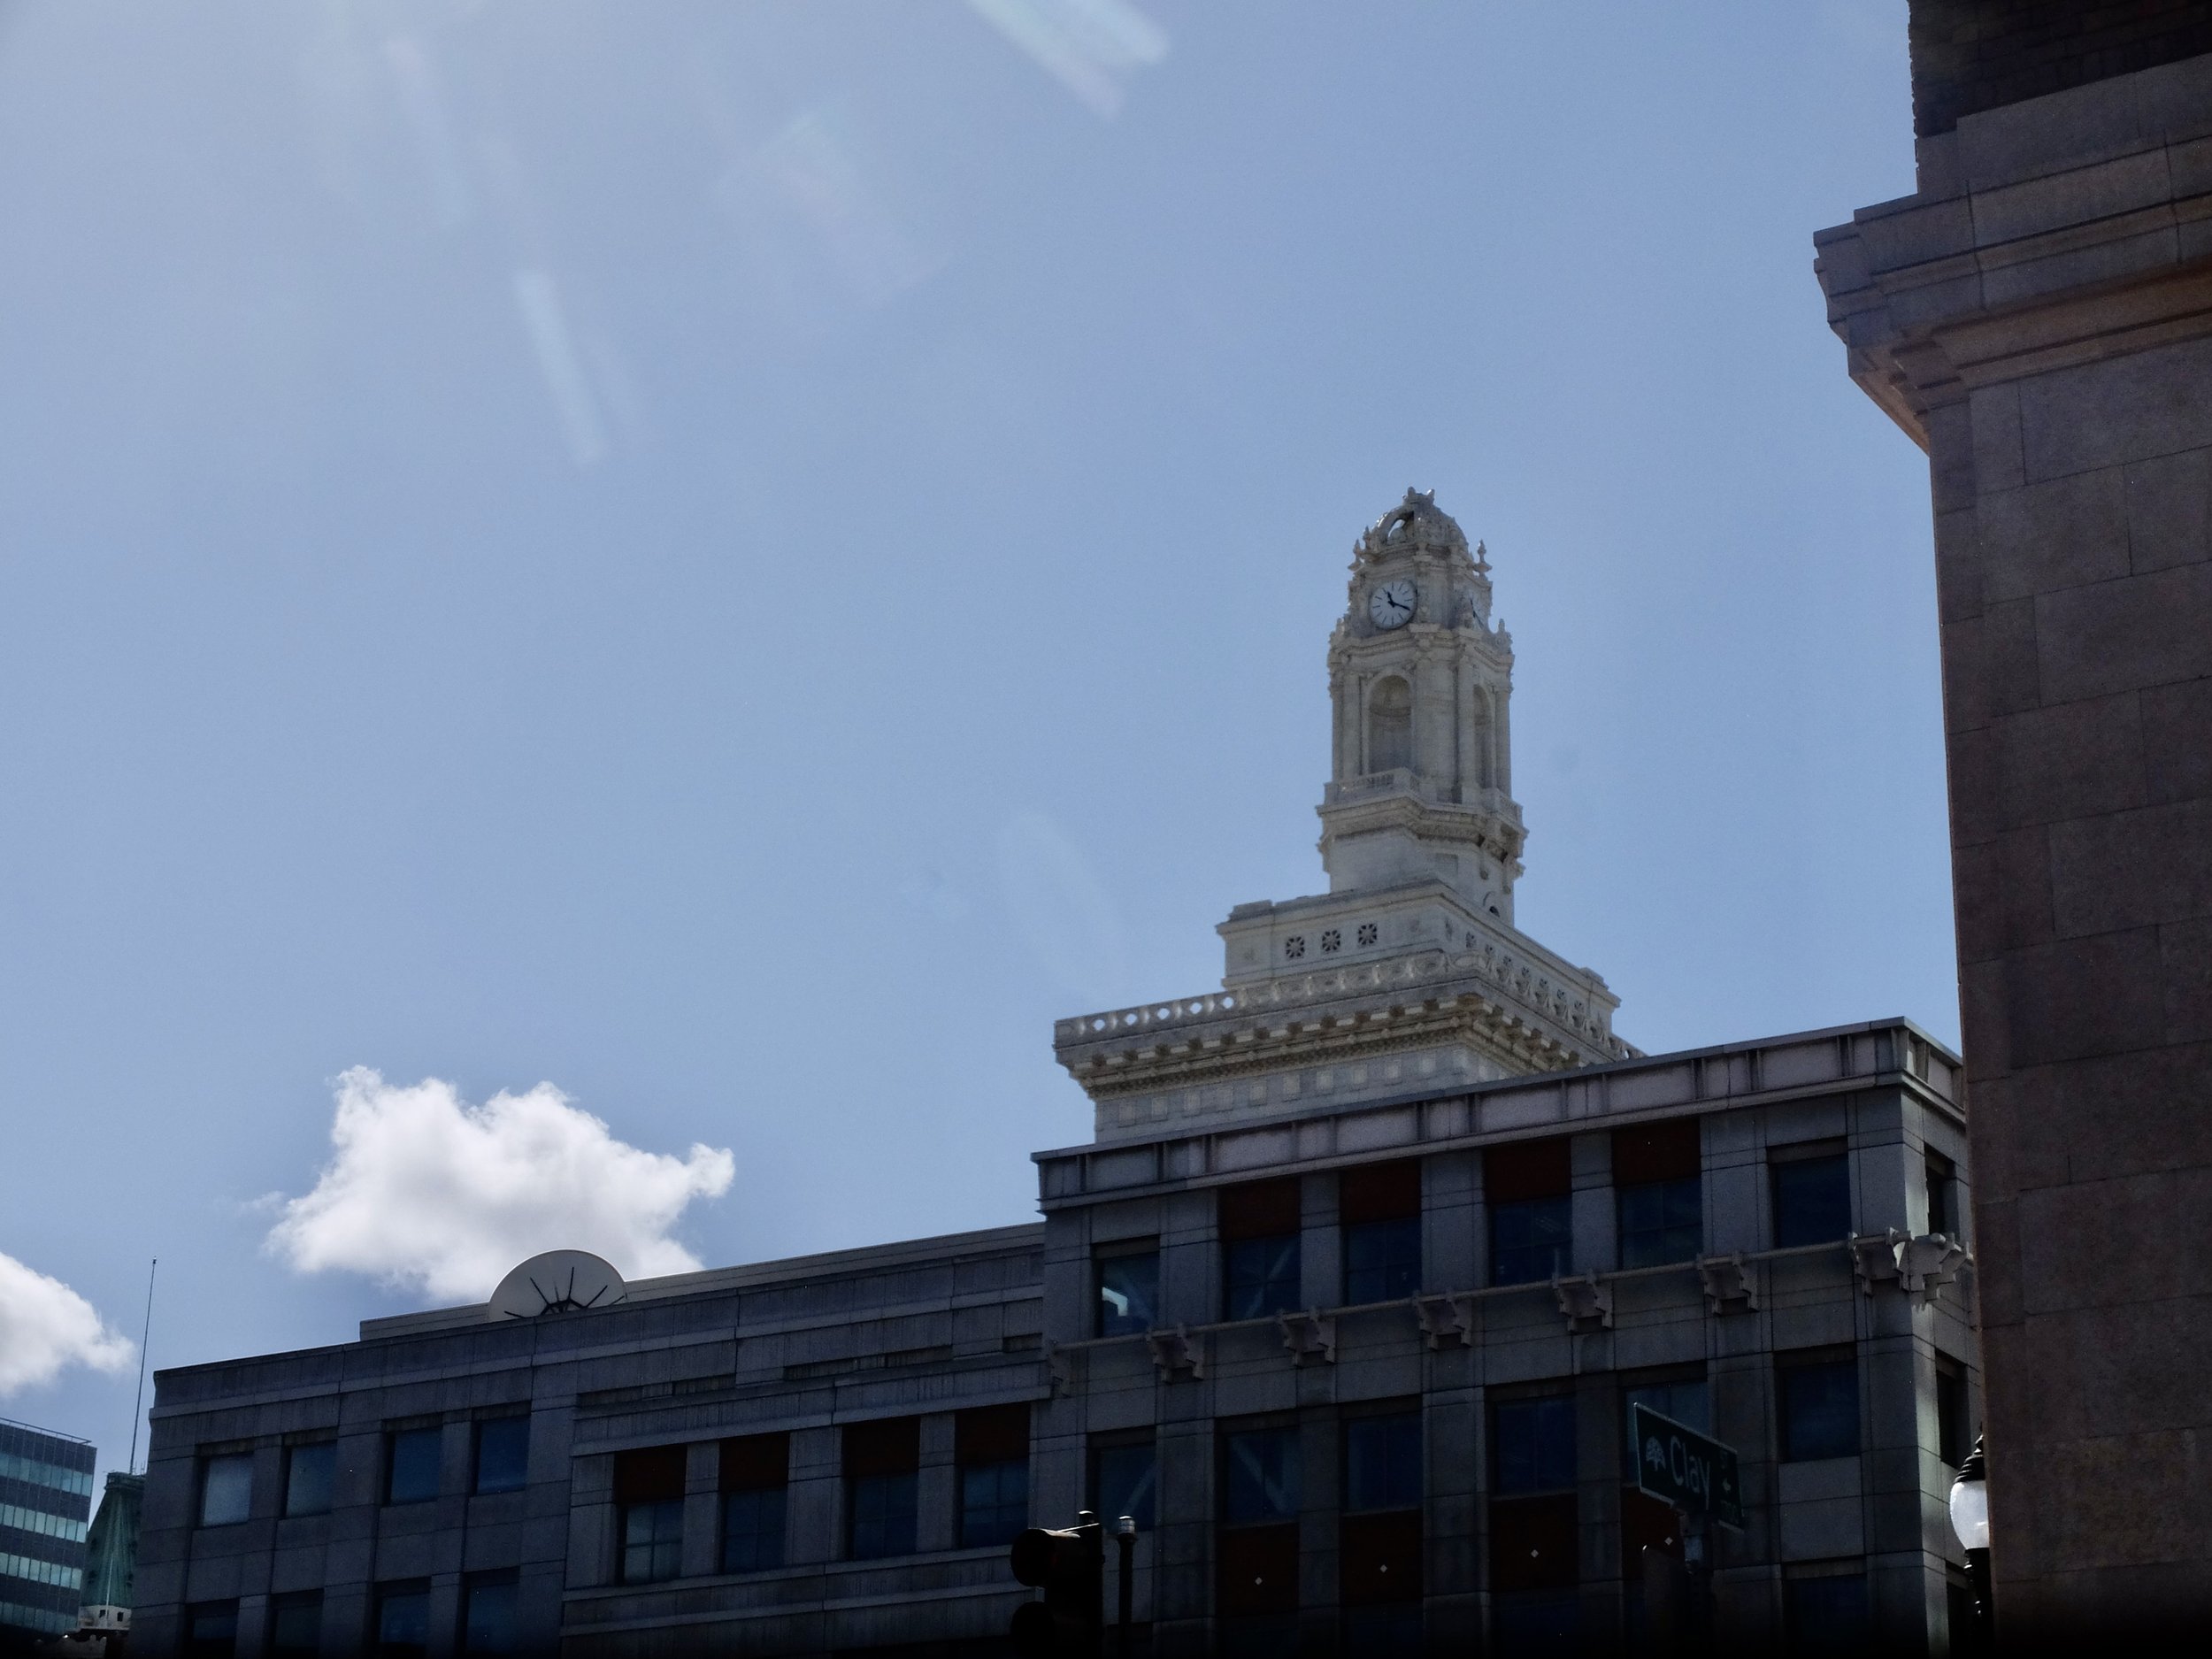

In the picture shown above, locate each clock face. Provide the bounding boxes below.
[1368,578,1417,629]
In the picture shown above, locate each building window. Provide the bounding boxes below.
[1494,1395,1576,1496]
[1091,1434,1156,1531]
[1094,1245,1159,1338]
[1368,675,1413,772]
[720,1432,788,1574]
[1343,1410,1422,1515]
[1222,1425,1299,1525]
[844,1417,919,1561]
[1487,1137,1572,1286]
[1936,1356,1972,1470]
[267,1592,319,1658]
[1784,1569,1870,1655]
[1218,1425,1299,1621]
[373,1581,430,1659]
[1342,1160,1422,1302]
[1771,1141,1852,1248]
[198,1454,253,1527]
[615,1447,687,1584]
[956,1404,1030,1549]
[1778,1350,1861,1462]
[1926,1150,1959,1240]
[282,1442,334,1517]
[473,1417,529,1495]
[1613,1120,1701,1268]
[461,1571,518,1655]
[1221,1178,1302,1320]
[1342,1605,1424,1655]
[1342,1409,1422,1611]
[1489,1392,1578,1640]
[385,1426,442,1505]
[184,1601,239,1658]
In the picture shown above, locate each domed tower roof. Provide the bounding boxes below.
[1356,487,1471,560]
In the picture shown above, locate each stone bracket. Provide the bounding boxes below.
[1695,1253,1758,1315]
[1849,1233,1901,1295]
[1892,1232,1969,1307]
[1551,1272,1612,1333]
[1413,1292,1478,1348]
[1147,1325,1204,1382]
[1279,1309,1338,1366]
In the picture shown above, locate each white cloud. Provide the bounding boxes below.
[0,1252,134,1398]
[265,1068,734,1303]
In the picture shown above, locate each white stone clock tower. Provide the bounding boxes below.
[1054,490,1632,1142]
[1317,487,1522,918]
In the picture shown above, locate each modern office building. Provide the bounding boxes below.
[1814,4,2212,1637]
[0,1417,95,1647]
[135,496,1981,1655]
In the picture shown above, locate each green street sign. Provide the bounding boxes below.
[1631,1404,1744,1529]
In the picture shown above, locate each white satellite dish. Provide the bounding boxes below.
[488,1250,628,1321]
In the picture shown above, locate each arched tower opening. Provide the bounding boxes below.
[1366,676,1412,772]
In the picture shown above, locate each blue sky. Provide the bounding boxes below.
[0,1,1946,1480]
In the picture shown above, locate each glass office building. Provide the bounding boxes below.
[0,1416,96,1642]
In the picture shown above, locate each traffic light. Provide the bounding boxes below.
[1008,1511,1102,1658]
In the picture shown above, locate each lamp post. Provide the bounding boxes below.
[1947,1435,1992,1650]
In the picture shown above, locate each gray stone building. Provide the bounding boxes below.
[134,498,1980,1655]
[1815,4,2212,1638]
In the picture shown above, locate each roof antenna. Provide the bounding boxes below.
[127,1259,157,1476]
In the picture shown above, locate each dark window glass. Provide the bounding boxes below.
[386,1427,442,1505]
[1217,1525,1299,1617]
[1936,1359,1971,1470]
[1490,1195,1572,1285]
[1341,1510,1423,1607]
[267,1593,319,1658]
[1494,1396,1576,1495]
[1785,1574,1870,1655]
[1095,1250,1158,1338]
[847,1471,918,1559]
[1617,1175,1701,1268]
[1489,1494,1578,1593]
[1093,1440,1156,1531]
[1344,1412,1422,1513]
[1225,1234,1301,1320]
[1222,1426,1299,1526]
[474,1418,528,1495]
[199,1455,252,1526]
[374,1584,429,1659]
[1492,1588,1578,1652]
[1773,1153,1852,1248]
[1926,1153,1958,1240]
[1219,1614,1300,1659]
[959,1459,1028,1548]
[1779,1356,1861,1462]
[461,1573,518,1655]
[1621,1379,1709,1477]
[185,1602,239,1658]
[721,1486,786,1573]
[1342,1605,1424,1654]
[620,1497,684,1582]
[283,1442,334,1517]
[1345,1216,1421,1302]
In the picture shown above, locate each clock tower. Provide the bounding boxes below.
[1317,487,1521,918]
[1056,489,1629,1143]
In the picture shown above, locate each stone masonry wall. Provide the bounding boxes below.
[1909,0,2212,134]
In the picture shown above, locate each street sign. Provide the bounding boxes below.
[1631,1404,1744,1530]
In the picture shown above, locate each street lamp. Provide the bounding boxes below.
[1947,1435,1992,1647]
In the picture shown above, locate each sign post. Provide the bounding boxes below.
[1630,1404,1744,1529]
